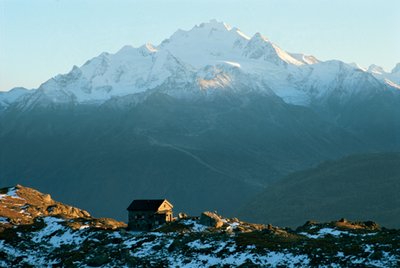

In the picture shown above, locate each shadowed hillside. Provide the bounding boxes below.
[239,152,400,228]
[0,93,365,220]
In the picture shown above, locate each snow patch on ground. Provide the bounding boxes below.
[318,228,350,237]
[225,221,240,231]
[32,217,65,244]
[79,225,90,230]
[108,231,122,238]
[49,228,85,247]
[300,228,351,238]
[182,219,208,232]
[167,250,310,267]
[212,240,236,253]
[187,239,213,250]
[131,240,161,258]
[336,251,345,257]
[30,217,87,248]
[123,236,145,247]
[0,187,23,200]
[0,240,58,266]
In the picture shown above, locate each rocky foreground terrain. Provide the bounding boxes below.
[0,185,399,267]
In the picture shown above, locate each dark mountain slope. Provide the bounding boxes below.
[315,89,400,151]
[239,152,400,228]
[0,92,364,220]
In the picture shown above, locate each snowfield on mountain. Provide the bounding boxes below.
[1,20,399,109]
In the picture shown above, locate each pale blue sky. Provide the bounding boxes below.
[1,0,399,91]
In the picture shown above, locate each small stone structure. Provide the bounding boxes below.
[127,199,173,231]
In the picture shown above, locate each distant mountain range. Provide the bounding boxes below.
[1,19,400,108]
[0,20,399,221]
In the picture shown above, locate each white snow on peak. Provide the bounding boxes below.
[1,20,395,108]
[137,43,158,56]
[201,19,233,31]
[252,32,270,42]
[158,19,251,68]
[242,33,303,66]
[0,87,32,108]
[385,79,400,89]
[0,187,24,200]
[222,61,241,68]
[366,63,400,89]
[391,63,400,74]
[348,62,366,71]
[290,53,321,65]
[367,64,385,74]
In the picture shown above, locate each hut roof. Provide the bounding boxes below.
[127,199,172,211]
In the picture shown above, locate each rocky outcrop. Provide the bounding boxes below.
[0,185,398,267]
[296,218,382,234]
[200,211,224,228]
[334,218,381,231]
[0,185,126,230]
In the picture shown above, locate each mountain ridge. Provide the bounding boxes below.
[1,20,399,110]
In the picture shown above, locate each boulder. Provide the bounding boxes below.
[200,211,223,228]
[178,212,188,219]
[42,194,52,204]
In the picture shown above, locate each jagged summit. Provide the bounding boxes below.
[348,62,366,71]
[392,62,400,73]
[198,19,234,31]
[0,87,31,107]
[243,32,303,65]
[290,53,320,65]
[250,32,271,43]
[368,64,385,74]
[366,63,400,88]
[182,19,249,39]
[0,20,399,109]
[160,19,249,46]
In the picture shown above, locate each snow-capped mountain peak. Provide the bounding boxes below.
[199,19,234,31]
[1,20,398,110]
[0,87,32,110]
[243,33,303,66]
[138,43,158,55]
[157,19,251,69]
[392,63,400,74]
[252,32,269,42]
[348,62,366,71]
[290,53,320,65]
[366,63,400,89]
[367,64,385,74]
